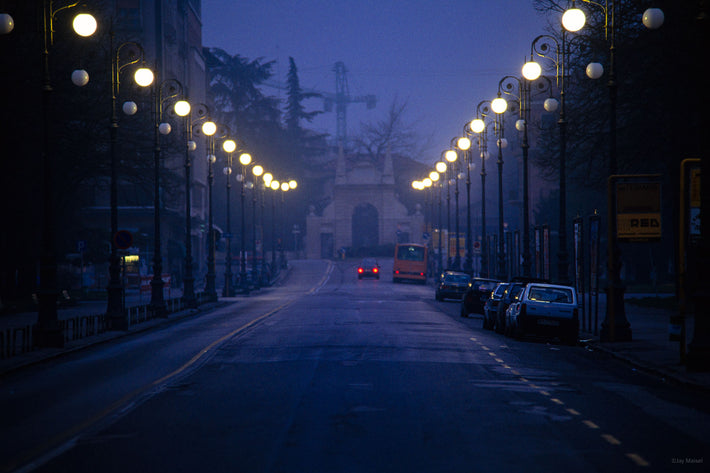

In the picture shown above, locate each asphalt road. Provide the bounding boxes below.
[1,259,708,472]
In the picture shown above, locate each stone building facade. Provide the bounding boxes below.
[306,148,424,259]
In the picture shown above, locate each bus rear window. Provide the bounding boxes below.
[396,245,425,261]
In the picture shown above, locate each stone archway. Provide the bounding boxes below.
[352,203,379,249]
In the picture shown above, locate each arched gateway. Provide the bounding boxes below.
[306,148,424,259]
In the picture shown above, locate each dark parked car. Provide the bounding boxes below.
[357,258,380,279]
[494,283,524,334]
[460,278,500,317]
[435,271,471,301]
[483,283,508,330]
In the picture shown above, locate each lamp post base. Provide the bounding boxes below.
[600,283,632,342]
[686,288,710,372]
[150,278,167,318]
[106,283,126,330]
[34,321,64,348]
[35,291,64,347]
[183,275,197,309]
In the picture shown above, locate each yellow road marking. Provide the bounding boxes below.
[583,420,600,429]
[626,453,650,467]
[551,398,564,405]
[566,408,581,416]
[602,434,621,445]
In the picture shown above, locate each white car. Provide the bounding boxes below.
[505,283,579,345]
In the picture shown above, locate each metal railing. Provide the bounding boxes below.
[0,292,209,360]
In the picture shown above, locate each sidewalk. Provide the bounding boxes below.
[579,293,710,391]
[0,267,293,377]
[0,289,225,377]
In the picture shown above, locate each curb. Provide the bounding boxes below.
[580,339,709,393]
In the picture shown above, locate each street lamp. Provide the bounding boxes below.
[105,35,150,330]
[448,141,464,270]
[251,164,264,289]
[568,0,663,343]
[524,30,572,284]
[35,3,96,347]
[269,179,280,270]
[444,150,457,268]
[239,152,252,295]
[222,138,236,297]
[148,77,184,317]
[491,93,509,281]
[457,134,473,274]
[435,161,447,273]
[471,100,491,277]
[174,101,209,308]
[280,181,290,269]
[202,121,218,301]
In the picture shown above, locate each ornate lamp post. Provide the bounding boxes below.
[566,1,663,342]
[524,28,574,284]
[447,144,463,270]
[147,77,184,317]
[238,153,253,295]
[174,101,209,308]
[202,121,218,301]
[491,93,509,281]
[457,135,473,273]
[498,76,528,278]
[261,172,273,285]
[444,150,457,268]
[435,162,447,273]
[251,164,264,289]
[35,4,96,347]
[269,180,280,271]
[106,37,149,329]
[222,139,236,297]
[470,109,489,278]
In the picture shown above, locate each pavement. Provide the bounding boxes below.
[1,282,709,392]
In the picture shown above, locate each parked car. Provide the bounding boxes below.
[483,283,508,330]
[505,283,579,345]
[460,278,500,317]
[357,258,380,279]
[494,283,525,334]
[435,271,471,301]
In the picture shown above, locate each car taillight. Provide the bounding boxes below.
[420,272,424,276]
[358,268,364,273]
[373,268,378,273]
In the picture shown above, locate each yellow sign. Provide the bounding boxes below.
[616,180,661,241]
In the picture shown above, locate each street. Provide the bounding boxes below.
[1,259,708,472]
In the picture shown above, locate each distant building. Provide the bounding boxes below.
[306,147,424,259]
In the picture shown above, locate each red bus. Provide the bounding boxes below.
[392,243,428,284]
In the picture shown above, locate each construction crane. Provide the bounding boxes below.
[265,61,376,147]
[326,62,376,147]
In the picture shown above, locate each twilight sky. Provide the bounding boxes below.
[201,0,553,161]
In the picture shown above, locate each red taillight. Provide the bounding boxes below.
[358,268,364,273]
[395,270,400,274]
[420,272,424,276]
[373,268,378,273]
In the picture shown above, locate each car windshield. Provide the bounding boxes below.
[493,284,508,296]
[528,287,574,304]
[474,281,497,291]
[361,259,376,267]
[445,274,470,283]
